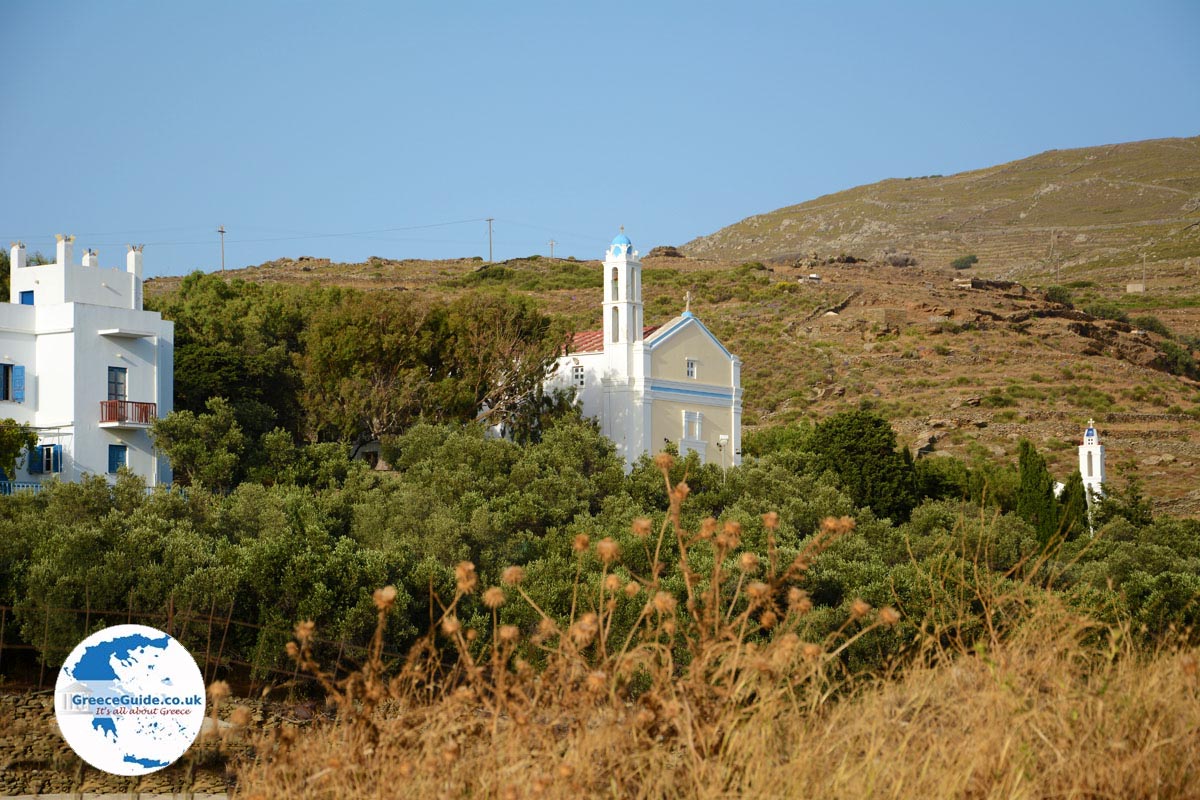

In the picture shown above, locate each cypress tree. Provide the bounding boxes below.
[1016,439,1059,542]
[1058,469,1088,539]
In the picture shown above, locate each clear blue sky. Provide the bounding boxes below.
[2,1,1197,277]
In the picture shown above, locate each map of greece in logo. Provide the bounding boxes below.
[54,624,205,775]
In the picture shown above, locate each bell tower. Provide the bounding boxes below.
[602,228,644,374]
[1078,418,1106,500]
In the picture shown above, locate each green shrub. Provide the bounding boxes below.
[1044,286,1073,307]
[1084,302,1130,324]
[1133,315,1174,338]
[951,254,979,270]
[1158,341,1199,380]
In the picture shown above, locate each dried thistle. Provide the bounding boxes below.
[572,533,590,553]
[738,552,760,573]
[585,670,607,693]
[501,565,526,586]
[746,581,770,602]
[596,537,620,564]
[570,612,600,646]
[603,573,621,593]
[821,515,857,536]
[850,598,872,619]
[879,606,901,626]
[498,624,520,643]
[654,452,675,471]
[699,517,719,539]
[294,620,316,644]
[535,617,558,642]
[651,591,677,615]
[631,517,653,537]
[208,680,231,702]
[441,615,462,636]
[455,561,478,594]
[230,706,252,728]
[761,511,780,530]
[801,642,823,661]
[373,586,397,611]
[624,581,641,599]
[483,587,506,609]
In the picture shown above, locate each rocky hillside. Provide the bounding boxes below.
[683,136,1200,283]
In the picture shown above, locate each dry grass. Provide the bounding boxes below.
[227,457,1200,799]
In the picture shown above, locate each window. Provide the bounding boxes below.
[611,267,619,301]
[29,444,62,474]
[19,291,33,305]
[682,410,703,441]
[1087,451,1093,478]
[0,364,25,403]
[107,366,127,402]
[686,358,697,379]
[611,307,619,343]
[108,444,127,474]
[572,365,585,388]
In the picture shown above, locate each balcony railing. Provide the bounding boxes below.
[100,400,157,426]
[0,481,41,496]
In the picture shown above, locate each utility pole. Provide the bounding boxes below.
[1049,229,1057,282]
[486,218,494,262]
[548,238,556,259]
[217,225,226,273]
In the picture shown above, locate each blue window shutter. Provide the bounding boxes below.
[108,445,126,474]
[51,444,63,473]
[12,366,24,403]
[28,444,42,474]
[19,291,33,305]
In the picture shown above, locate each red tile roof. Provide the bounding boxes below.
[570,325,660,353]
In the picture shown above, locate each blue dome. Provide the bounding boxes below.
[612,232,632,246]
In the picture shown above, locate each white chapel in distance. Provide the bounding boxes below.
[1,236,173,488]
[547,230,742,470]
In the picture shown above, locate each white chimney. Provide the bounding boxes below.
[56,233,74,266]
[9,241,25,269]
[82,248,99,267]
[127,244,145,310]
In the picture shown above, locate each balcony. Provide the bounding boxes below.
[100,400,157,429]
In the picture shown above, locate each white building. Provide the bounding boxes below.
[547,231,742,470]
[1,236,173,488]
[1079,418,1105,501]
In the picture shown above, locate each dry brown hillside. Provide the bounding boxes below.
[682,136,1200,285]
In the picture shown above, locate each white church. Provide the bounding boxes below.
[546,231,743,470]
[1,236,173,490]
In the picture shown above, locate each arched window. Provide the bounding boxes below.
[611,307,619,342]
[611,267,619,301]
